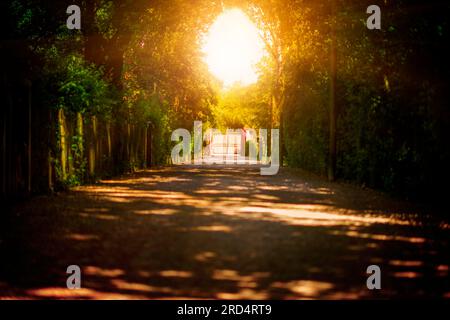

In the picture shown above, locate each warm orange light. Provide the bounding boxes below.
[202,9,266,87]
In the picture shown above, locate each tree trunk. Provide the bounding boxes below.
[27,83,32,194]
[328,2,338,182]
[48,109,55,192]
[88,116,97,177]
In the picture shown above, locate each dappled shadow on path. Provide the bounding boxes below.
[0,165,449,299]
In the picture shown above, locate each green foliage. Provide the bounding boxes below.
[57,55,114,116]
[136,94,171,165]
[279,0,450,201]
[213,84,270,130]
[40,51,116,187]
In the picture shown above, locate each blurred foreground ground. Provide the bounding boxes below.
[0,165,449,299]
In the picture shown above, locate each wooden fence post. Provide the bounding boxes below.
[58,108,67,181]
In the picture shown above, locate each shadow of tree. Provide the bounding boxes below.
[0,165,449,299]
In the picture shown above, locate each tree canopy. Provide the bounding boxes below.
[1,0,449,203]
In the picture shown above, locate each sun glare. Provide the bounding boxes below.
[202,9,266,87]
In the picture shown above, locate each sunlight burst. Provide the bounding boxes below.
[202,9,266,87]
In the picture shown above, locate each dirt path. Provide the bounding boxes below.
[1,165,449,299]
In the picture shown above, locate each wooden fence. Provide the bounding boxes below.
[1,81,153,201]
